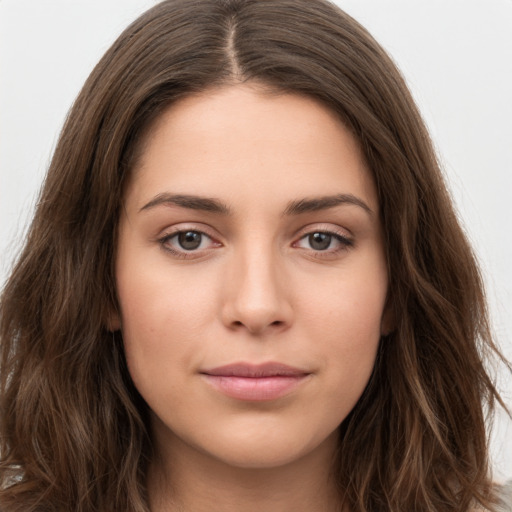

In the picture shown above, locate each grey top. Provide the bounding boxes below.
[497,480,512,511]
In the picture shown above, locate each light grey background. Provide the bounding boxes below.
[1,0,511,478]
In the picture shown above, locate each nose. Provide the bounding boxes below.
[221,246,293,335]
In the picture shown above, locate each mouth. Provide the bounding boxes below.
[200,362,311,401]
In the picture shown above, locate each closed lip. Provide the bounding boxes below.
[199,362,311,401]
[200,362,310,378]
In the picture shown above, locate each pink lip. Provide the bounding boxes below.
[200,363,311,401]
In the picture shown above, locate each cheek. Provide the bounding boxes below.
[115,252,220,391]
[297,255,387,398]
[316,295,382,380]
[300,249,387,341]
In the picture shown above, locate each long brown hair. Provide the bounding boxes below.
[1,0,509,510]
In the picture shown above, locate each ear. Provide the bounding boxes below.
[105,306,122,332]
[380,297,395,337]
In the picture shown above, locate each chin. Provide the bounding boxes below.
[190,421,340,471]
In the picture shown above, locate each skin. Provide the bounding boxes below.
[113,83,390,512]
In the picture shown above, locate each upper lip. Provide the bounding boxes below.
[201,362,309,378]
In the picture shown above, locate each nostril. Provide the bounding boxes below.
[229,318,285,333]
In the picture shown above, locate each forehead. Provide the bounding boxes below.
[125,84,377,213]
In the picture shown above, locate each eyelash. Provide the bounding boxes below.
[293,230,354,257]
[158,228,354,259]
[158,229,221,259]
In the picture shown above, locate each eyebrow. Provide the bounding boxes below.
[139,192,372,217]
[283,194,373,216]
[139,193,231,214]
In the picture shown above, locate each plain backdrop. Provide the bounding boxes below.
[1,0,511,478]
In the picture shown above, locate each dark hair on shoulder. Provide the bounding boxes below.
[1,0,510,510]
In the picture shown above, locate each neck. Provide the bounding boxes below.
[147,429,344,512]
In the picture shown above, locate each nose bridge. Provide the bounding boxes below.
[222,236,291,334]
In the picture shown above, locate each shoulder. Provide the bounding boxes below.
[470,481,512,512]
[493,480,512,512]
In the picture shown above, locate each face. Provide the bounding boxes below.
[114,84,389,471]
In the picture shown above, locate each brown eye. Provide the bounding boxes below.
[308,233,332,250]
[159,228,222,258]
[177,231,203,250]
[294,230,353,254]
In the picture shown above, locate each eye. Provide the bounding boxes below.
[305,232,333,251]
[295,231,353,252]
[159,229,220,256]
[175,231,204,251]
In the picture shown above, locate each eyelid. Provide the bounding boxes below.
[155,222,354,260]
[156,222,221,241]
[291,224,354,255]
[293,223,353,241]
[156,224,223,258]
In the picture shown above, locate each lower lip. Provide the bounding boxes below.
[201,374,309,401]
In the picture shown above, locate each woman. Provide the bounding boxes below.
[0,0,510,510]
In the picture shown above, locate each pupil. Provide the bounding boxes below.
[178,231,202,250]
[309,232,331,250]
